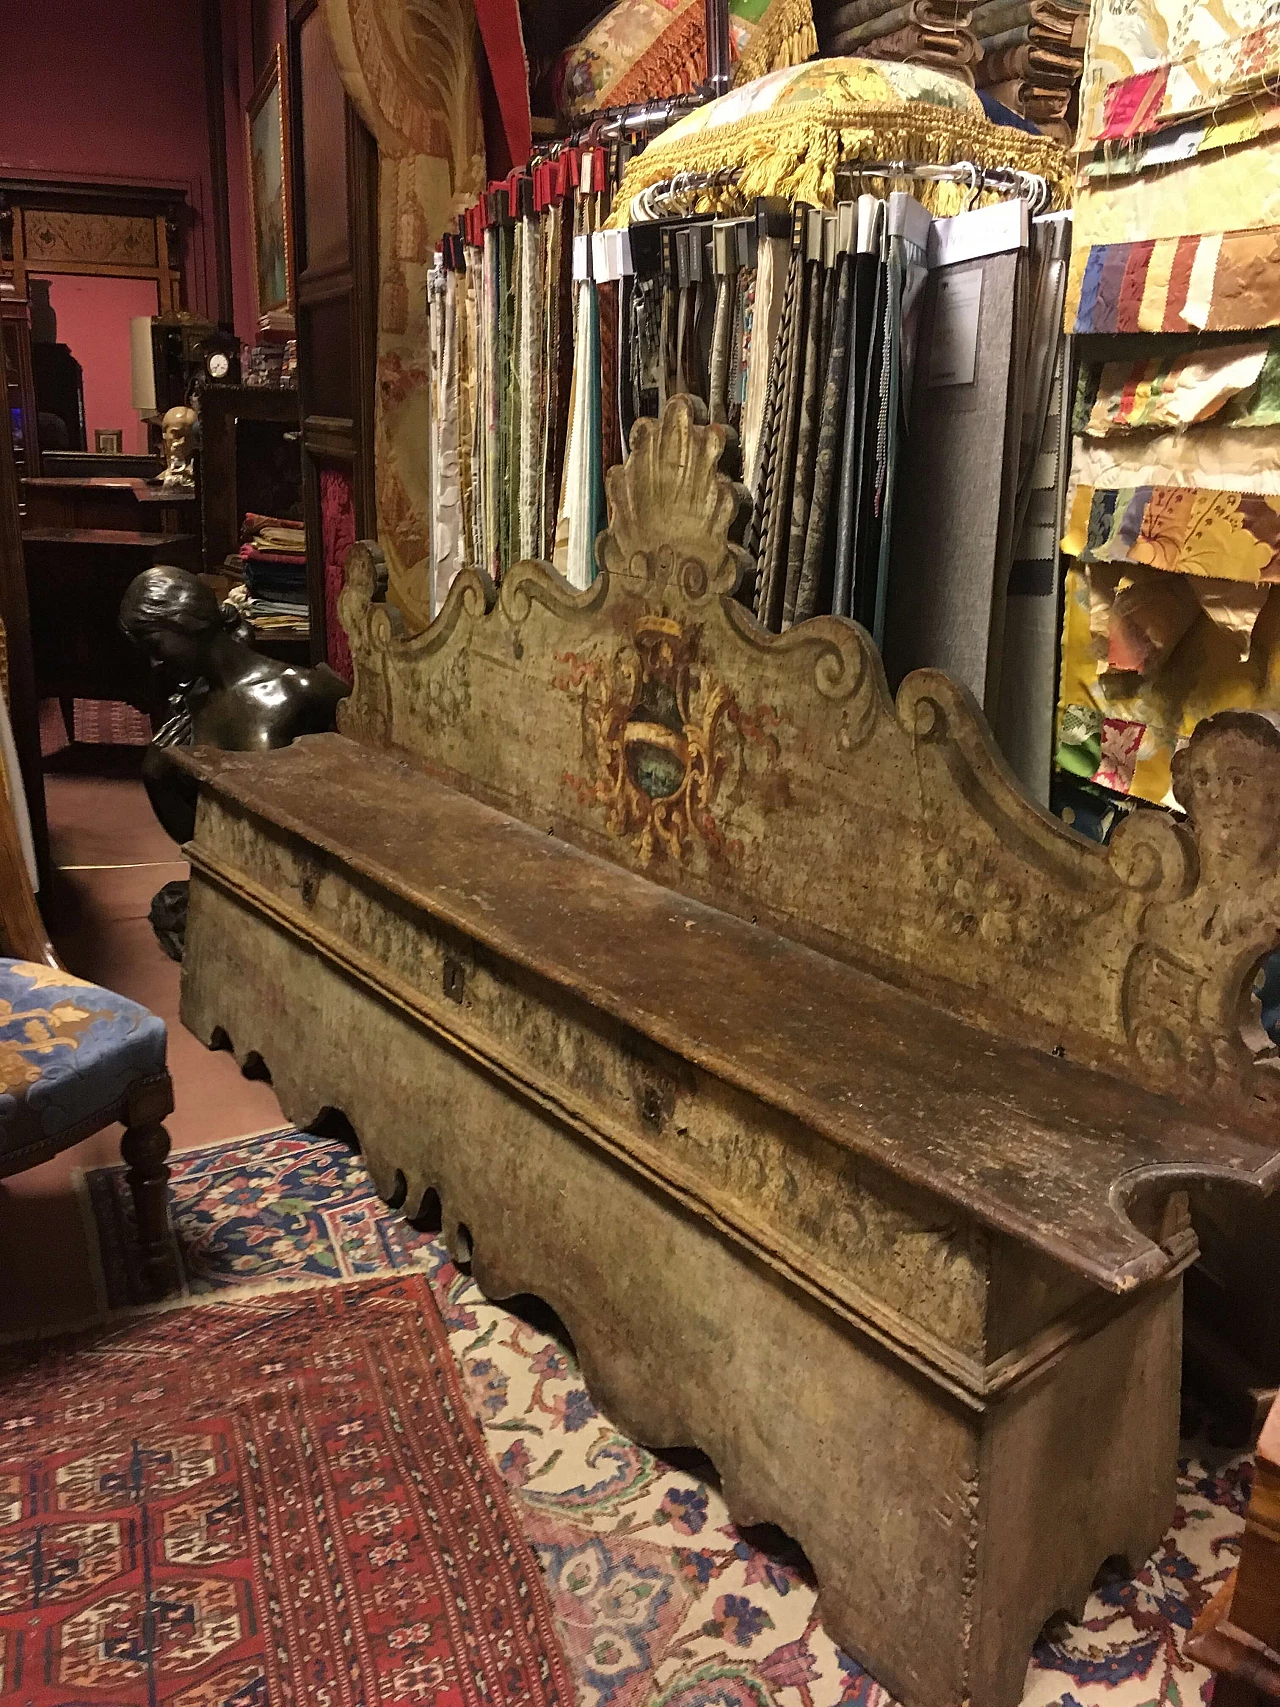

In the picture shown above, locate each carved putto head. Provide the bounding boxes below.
[1173,711,1280,881]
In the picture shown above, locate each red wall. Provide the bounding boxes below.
[0,0,244,328]
[41,275,161,454]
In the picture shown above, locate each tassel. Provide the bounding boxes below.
[735,0,820,85]
[608,2,708,107]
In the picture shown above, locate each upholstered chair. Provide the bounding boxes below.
[0,772,174,1292]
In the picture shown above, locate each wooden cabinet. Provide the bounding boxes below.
[0,327,48,890]
[195,383,302,570]
[22,478,193,536]
[2,296,41,487]
[22,528,198,715]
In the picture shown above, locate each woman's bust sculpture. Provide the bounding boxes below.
[120,564,350,846]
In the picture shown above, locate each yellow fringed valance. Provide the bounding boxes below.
[606,58,1073,224]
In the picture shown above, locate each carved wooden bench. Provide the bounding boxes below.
[177,396,1280,1707]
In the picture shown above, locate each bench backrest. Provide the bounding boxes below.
[337,395,1280,1125]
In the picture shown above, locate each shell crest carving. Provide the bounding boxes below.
[598,396,750,604]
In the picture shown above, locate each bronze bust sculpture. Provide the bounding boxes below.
[120,563,349,851]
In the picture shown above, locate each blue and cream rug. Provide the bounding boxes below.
[86,1128,1249,1707]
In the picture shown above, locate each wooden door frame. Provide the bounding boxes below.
[287,0,378,666]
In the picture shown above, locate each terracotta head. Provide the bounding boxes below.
[1172,711,1280,879]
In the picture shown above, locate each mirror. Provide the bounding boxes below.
[29,274,160,456]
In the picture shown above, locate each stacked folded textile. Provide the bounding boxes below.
[237,511,308,620]
[224,579,310,636]
[816,0,982,86]
[971,0,1090,138]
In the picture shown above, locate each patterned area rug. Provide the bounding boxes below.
[0,1271,573,1707]
[39,697,152,755]
[86,1129,1251,1707]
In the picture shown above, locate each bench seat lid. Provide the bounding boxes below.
[181,733,1280,1295]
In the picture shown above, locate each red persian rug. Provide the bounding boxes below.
[0,1274,575,1707]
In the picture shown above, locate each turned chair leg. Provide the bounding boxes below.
[121,1121,174,1292]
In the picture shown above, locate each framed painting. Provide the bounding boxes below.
[245,43,294,325]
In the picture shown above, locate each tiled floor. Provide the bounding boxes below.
[0,745,282,1338]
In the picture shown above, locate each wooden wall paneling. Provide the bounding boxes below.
[202,0,235,326]
[0,353,49,893]
[287,0,377,666]
[0,180,189,311]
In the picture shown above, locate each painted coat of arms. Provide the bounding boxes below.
[556,616,779,868]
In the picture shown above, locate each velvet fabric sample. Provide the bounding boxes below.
[795,248,854,623]
[781,254,827,627]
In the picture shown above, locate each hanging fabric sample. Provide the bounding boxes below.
[992,211,1072,800]
[881,197,1029,706]
[516,177,545,563]
[866,188,933,647]
[832,195,884,622]
[483,215,504,582]
[781,209,832,627]
[794,204,855,625]
[1076,0,1280,151]
[753,212,809,630]
[742,201,794,489]
[1054,0,1280,811]
[427,253,466,618]
[554,153,608,591]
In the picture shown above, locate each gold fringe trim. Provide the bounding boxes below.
[734,0,820,87]
[606,94,1072,225]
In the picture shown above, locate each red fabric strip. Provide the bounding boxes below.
[1161,235,1200,331]
[1116,238,1155,332]
[1098,65,1169,140]
[474,0,533,171]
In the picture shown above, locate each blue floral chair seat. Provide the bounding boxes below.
[0,957,175,1289]
[0,959,168,1169]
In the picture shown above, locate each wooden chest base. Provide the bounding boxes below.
[181,802,1184,1707]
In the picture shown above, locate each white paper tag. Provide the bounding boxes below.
[888,189,932,250]
[1143,121,1205,165]
[572,232,592,281]
[928,198,1028,268]
[928,270,983,388]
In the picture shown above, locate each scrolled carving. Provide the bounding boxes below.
[1107,810,1196,900]
[499,557,602,629]
[337,542,405,746]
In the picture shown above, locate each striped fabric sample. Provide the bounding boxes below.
[1067,229,1280,334]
